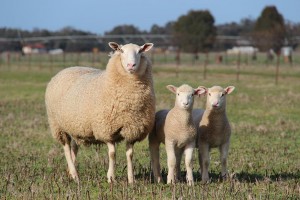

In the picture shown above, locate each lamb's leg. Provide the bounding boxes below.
[175,148,183,181]
[63,141,79,183]
[70,139,79,164]
[126,142,134,184]
[198,143,210,183]
[107,142,116,183]
[149,141,162,183]
[166,141,176,184]
[184,141,195,186]
[219,142,229,180]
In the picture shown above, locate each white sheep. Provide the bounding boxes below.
[193,85,235,182]
[45,42,155,183]
[149,84,206,185]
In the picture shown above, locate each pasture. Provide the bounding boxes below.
[0,52,300,199]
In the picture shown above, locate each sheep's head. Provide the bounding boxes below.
[167,84,206,110]
[109,42,153,74]
[203,86,235,111]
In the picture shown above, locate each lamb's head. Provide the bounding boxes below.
[203,86,235,111]
[109,42,153,74]
[167,84,206,110]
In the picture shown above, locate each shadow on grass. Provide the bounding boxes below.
[197,170,300,183]
[138,168,300,184]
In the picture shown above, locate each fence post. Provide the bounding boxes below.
[76,52,80,66]
[236,51,241,82]
[7,52,11,69]
[275,53,280,85]
[175,49,181,78]
[203,52,208,80]
[63,52,66,66]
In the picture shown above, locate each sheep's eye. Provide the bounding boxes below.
[209,93,211,96]
[221,93,225,97]
[118,48,124,53]
[177,93,179,96]
[191,94,194,96]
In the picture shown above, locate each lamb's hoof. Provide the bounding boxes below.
[221,174,228,182]
[187,180,194,186]
[201,178,210,184]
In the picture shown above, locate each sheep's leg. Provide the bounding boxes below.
[198,143,210,183]
[107,142,116,183]
[63,142,79,183]
[219,142,229,180]
[126,142,134,184]
[166,141,176,184]
[184,142,195,186]
[70,139,79,164]
[149,141,162,183]
[175,148,183,181]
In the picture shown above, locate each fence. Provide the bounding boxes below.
[1,50,299,69]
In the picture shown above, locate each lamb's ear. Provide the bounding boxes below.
[166,85,177,94]
[194,86,207,97]
[109,42,123,52]
[139,43,154,53]
[225,86,235,94]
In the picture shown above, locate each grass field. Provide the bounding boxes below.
[0,54,300,199]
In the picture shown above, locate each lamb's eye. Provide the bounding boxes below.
[177,93,179,96]
[191,94,194,96]
[209,93,211,96]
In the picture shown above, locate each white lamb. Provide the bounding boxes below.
[45,42,155,183]
[149,84,206,185]
[193,85,235,182]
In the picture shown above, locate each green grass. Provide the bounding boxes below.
[0,57,300,199]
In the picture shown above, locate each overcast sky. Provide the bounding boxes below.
[0,0,299,34]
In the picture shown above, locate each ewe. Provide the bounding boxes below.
[149,84,205,185]
[45,42,155,183]
[193,86,235,182]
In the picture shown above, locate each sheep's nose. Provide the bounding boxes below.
[127,63,136,69]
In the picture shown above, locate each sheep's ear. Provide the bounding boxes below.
[139,43,154,53]
[109,42,123,52]
[166,85,177,94]
[194,86,207,97]
[225,86,235,94]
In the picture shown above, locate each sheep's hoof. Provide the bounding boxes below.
[67,168,79,183]
[107,177,116,183]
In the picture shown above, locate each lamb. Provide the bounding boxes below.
[45,42,155,184]
[149,84,206,185]
[193,85,235,183]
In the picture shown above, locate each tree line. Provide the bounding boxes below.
[0,6,299,53]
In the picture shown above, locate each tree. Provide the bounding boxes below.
[172,10,216,53]
[105,25,142,35]
[252,6,286,54]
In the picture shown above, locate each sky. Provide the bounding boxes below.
[0,0,299,35]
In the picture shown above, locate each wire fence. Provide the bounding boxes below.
[1,50,299,70]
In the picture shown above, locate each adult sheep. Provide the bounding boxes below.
[45,42,155,184]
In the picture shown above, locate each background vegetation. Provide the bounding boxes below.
[1,6,300,53]
[0,51,299,199]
